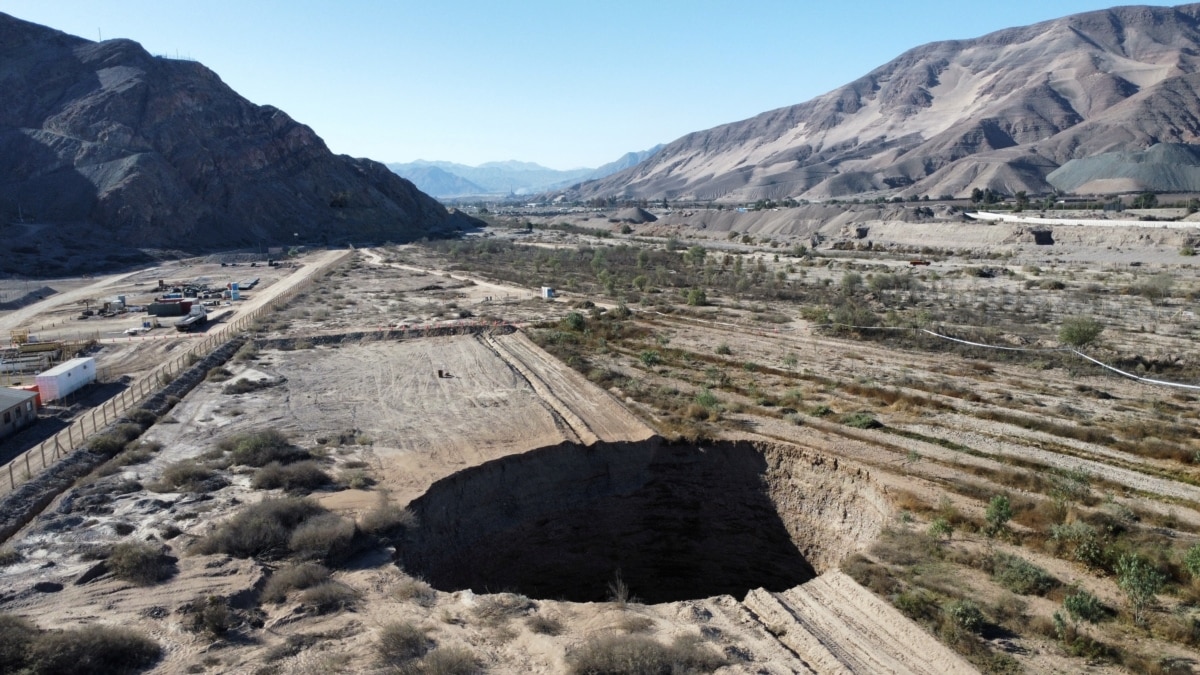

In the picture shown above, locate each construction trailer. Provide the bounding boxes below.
[0,388,38,440]
[541,287,556,299]
[35,357,96,403]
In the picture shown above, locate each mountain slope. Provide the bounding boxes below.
[0,12,462,255]
[564,3,1200,202]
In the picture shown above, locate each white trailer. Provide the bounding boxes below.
[35,357,96,402]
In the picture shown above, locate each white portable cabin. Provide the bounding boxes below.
[35,357,96,402]
[540,287,555,299]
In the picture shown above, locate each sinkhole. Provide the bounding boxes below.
[399,438,888,604]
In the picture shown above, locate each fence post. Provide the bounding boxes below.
[8,463,13,489]
[68,425,74,448]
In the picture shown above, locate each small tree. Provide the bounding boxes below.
[984,494,1012,537]
[1058,316,1103,348]
[1115,553,1165,626]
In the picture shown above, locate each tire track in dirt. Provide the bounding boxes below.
[484,332,654,445]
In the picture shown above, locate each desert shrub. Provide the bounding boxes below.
[191,498,327,559]
[567,634,726,675]
[262,563,331,603]
[206,366,233,382]
[223,378,273,395]
[221,429,309,467]
[0,547,23,567]
[0,613,37,672]
[377,620,431,665]
[989,554,1057,596]
[693,388,719,410]
[841,412,882,429]
[88,434,129,457]
[1058,316,1103,347]
[25,624,161,674]
[233,342,259,361]
[526,614,565,635]
[124,408,158,428]
[358,499,414,537]
[419,646,480,675]
[392,576,438,607]
[471,593,534,626]
[288,514,356,563]
[181,596,234,637]
[252,461,331,493]
[1184,543,1200,581]
[299,581,358,614]
[107,542,172,585]
[714,343,732,355]
[1062,587,1107,624]
[154,460,221,493]
[339,469,373,489]
[943,599,985,634]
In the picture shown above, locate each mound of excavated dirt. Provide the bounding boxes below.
[401,437,887,604]
[613,207,658,224]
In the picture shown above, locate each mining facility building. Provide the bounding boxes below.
[0,388,37,441]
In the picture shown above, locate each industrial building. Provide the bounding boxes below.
[0,388,37,440]
[34,357,96,403]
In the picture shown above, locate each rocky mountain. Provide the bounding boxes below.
[562,3,1200,202]
[389,145,663,198]
[0,12,465,263]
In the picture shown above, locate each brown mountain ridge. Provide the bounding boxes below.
[561,3,1200,202]
[0,12,465,273]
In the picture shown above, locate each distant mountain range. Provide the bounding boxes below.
[0,11,465,273]
[388,145,662,198]
[560,3,1200,202]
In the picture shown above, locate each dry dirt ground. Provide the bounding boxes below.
[1,215,1199,675]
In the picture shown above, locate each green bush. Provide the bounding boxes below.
[191,498,328,560]
[567,634,726,675]
[1184,543,1200,580]
[841,412,881,429]
[990,554,1057,596]
[107,542,172,585]
[251,461,331,493]
[943,599,984,634]
[25,624,161,674]
[1062,587,1106,624]
[262,563,331,604]
[1058,316,1103,348]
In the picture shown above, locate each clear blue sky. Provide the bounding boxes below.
[2,1,1166,169]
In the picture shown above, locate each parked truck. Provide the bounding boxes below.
[174,306,209,332]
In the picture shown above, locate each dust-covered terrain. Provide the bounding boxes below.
[0,211,1199,675]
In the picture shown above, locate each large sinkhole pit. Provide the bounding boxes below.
[400,438,889,604]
